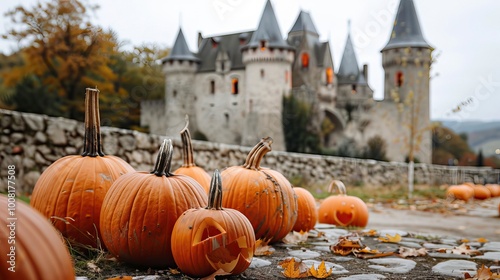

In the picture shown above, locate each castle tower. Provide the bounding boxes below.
[162,28,200,136]
[241,0,294,150]
[381,0,433,163]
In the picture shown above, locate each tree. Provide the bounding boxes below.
[476,149,484,167]
[2,0,122,120]
[282,94,320,153]
[364,135,388,161]
[432,123,472,165]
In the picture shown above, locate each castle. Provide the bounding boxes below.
[141,0,433,163]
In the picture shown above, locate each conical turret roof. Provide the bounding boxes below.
[245,0,292,49]
[163,28,200,62]
[337,32,366,85]
[382,0,430,51]
[289,11,318,35]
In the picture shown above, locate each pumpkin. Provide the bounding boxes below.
[173,116,211,192]
[30,88,134,248]
[171,170,255,277]
[0,195,75,279]
[446,184,474,202]
[472,185,491,200]
[221,137,297,243]
[292,187,318,232]
[318,180,369,227]
[485,184,500,197]
[100,139,208,268]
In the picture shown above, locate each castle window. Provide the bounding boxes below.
[301,52,309,69]
[210,80,215,94]
[231,78,239,94]
[260,69,265,78]
[351,84,357,93]
[173,90,177,97]
[212,40,218,49]
[260,40,266,51]
[326,67,333,85]
[221,61,225,72]
[396,71,404,87]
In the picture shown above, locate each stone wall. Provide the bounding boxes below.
[1,109,498,194]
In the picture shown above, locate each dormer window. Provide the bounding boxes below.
[260,40,266,51]
[326,67,333,85]
[301,52,309,69]
[396,71,404,87]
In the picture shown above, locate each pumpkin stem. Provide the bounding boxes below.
[328,180,347,196]
[243,137,273,170]
[180,115,196,167]
[81,88,104,157]
[207,169,223,210]
[151,139,174,177]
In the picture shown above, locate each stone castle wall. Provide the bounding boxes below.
[1,109,498,194]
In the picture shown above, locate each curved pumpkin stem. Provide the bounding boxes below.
[207,169,223,210]
[180,115,196,167]
[81,88,105,157]
[328,180,347,196]
[243,137,273,170]
[151,139,174,177]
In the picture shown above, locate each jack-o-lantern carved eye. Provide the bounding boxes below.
[318,180,369,227]
[172,170,256,278]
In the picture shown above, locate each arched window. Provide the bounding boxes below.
[301,52,309,69]
[210,80,215,94]
[396,71,404,87]
[326,67,333,85]
[231,78,239,94]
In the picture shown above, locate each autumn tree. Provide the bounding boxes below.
[432,123,472,165]
[2,0,122,120]
[282,94,320,153]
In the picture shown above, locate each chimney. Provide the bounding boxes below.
[198,32,203,48]
[363,64,368,83]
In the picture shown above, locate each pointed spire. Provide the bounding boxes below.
[164,28,199,62]
[245,0,292,49]
[289,10,318,35]
[382,0,430,51]
[337,26,366,85]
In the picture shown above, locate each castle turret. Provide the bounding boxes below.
[381,0,433,163]
[162,28,200,136]
[241,0,294,150]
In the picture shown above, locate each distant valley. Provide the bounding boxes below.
[435,120,500,156]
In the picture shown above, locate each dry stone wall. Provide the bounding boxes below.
[1,109,498,194]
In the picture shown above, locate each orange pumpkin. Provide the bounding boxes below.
[221,137,297,243]
[446,184,474,202]
[30,88,134,248]
[472,185,491,200]
[0,195,75,279]
[173,117,211,192]
[100,139,208,268]
[171,170,255,277]
[318,180,368,227]
[485,184,500,197]
[292,187,318,232]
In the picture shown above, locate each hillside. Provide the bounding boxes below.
[436,119,500,156]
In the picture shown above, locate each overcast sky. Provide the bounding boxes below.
[2,0,500,122]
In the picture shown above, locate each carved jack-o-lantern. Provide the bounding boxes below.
[171,170,256,277]
[318,180,368,227]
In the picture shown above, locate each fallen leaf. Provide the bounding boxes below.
[282,231,309,244]
[87,261,101,273]
[353,247,394,259]
[460,238,470,244]
[169,268,181,275]
[330,234,363,256]
[465,264,500,280]
[378,233,402,243]
[106,277,133,280]
[451,243,481,256]
[308,261,333,279]
[254,239,275,256]
[362,229,379,237]
[280,258,309,278]
[476,237,488,243]
[398,247,427,258]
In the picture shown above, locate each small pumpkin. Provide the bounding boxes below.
[221,137,297,243]
[472,184,491,200]
[171,170,255,277]
[173,116,211,192]
[485,184,500,197]
[30,88,134,248]
[0,195,75,279]
[100,139,208,268]
[292,187,318,232]
[446,184,474,202]
[318,180,369,227]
